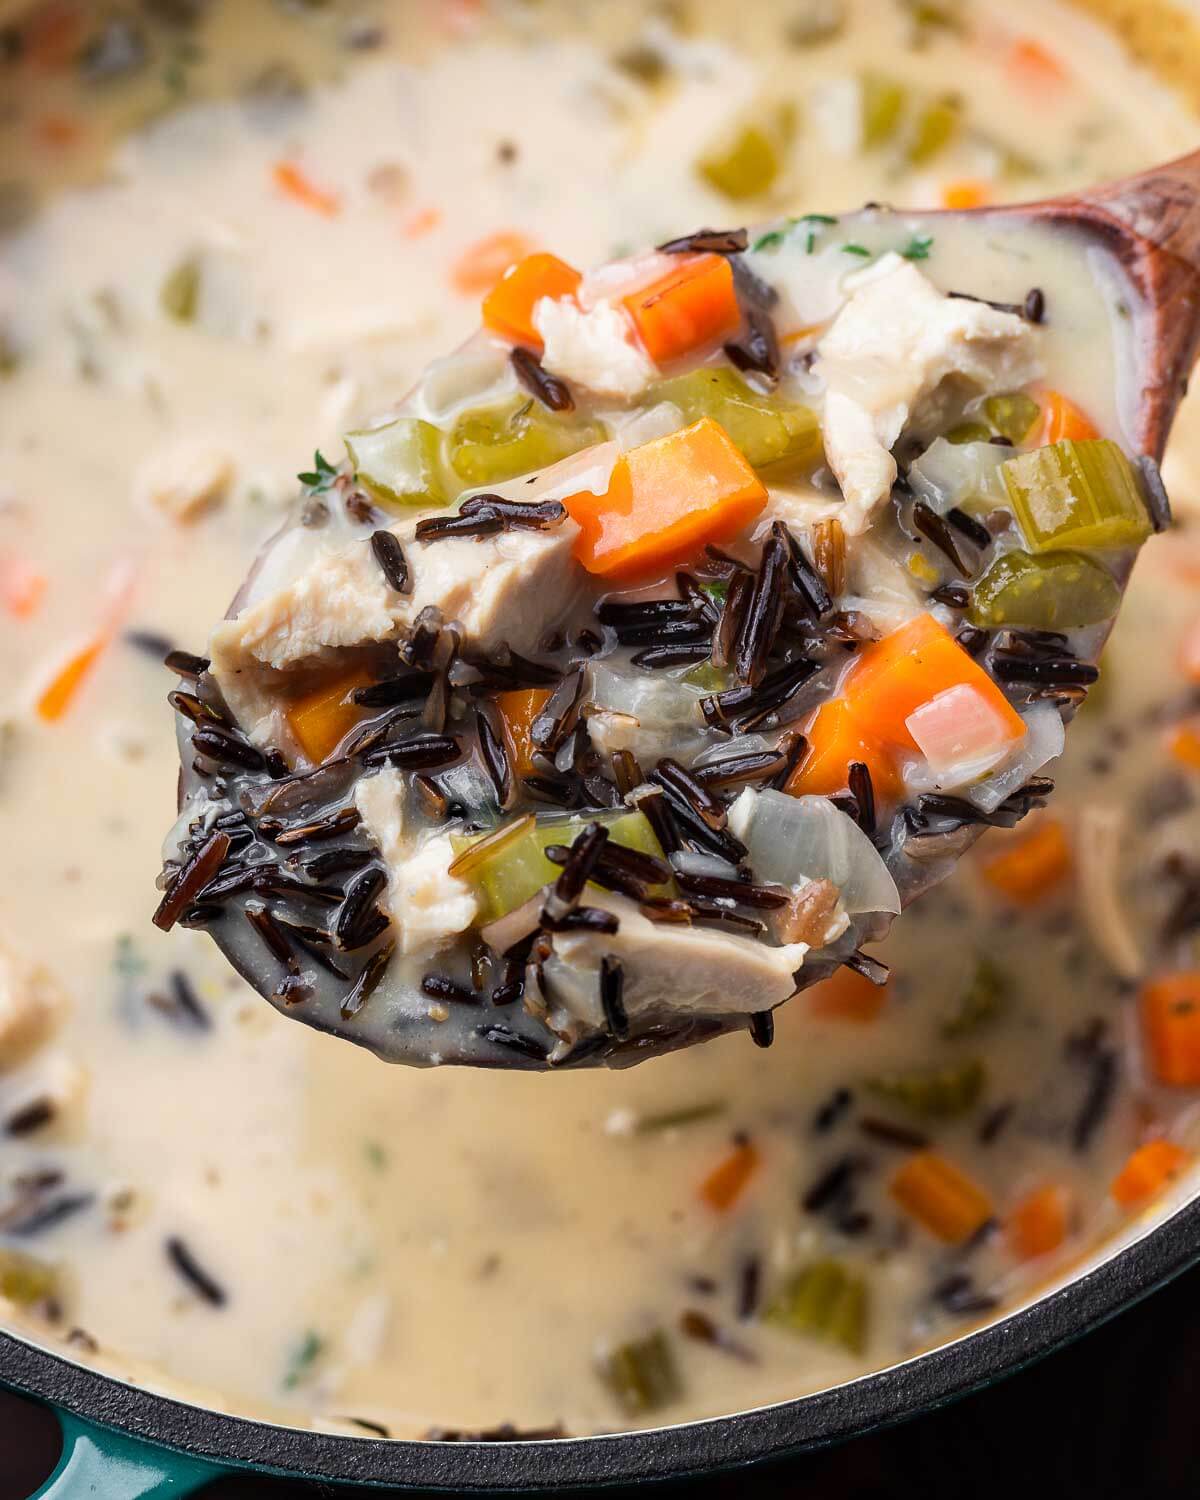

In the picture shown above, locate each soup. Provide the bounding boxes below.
[1,0,1198,1439]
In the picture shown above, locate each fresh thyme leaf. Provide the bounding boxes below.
[283,1329,324,1390]
[901,233,934,261]
[800,213,838,225]
[841,243,872,257]
[752,229,785,252]
[297,450,338,493]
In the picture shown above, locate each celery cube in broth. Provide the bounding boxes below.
[1000,439,1152,553]
[860,73,907,148]
[969,549,1121,630]
[346,418,445,509]
[653,368,821,471]
[697,105,795,201]
[447,400,603,489]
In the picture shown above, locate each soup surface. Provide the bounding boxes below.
[1,0,1199,1438]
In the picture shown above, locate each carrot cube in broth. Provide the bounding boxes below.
[1141,972,1200,1087]
[699,1140,761,1213]
[980,819,1072,904]
[890,1152,993,1244]
[287,667,373,765]
[787,699,902,802]
[622,253,740,366]
[481,252,582,349]
[807,966,890,1023]
[495,688,553,780]
[1111,1139,1190,1209]
[1008,1184,1070,1260]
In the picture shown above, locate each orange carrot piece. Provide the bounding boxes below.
[403,205,442,239]
[842,613,1027,753]
[480,251,581,347]
[787,699,903,802]
[980,819,1072,904]
[1178,617,1200,684]
[622,253,740,366]
[890,1152,993,1244]
[699,1140,761,1213]
[287,668,373,765]
[1168,723,1200,772]
[1040,390,1099,445]
[1111,1139,1189,1209]
[36,637,106,722]
[1141,972,1200,1087]
[0,556,47,619]
[1009,37,1068,88]
[273,161,341,218]
[24,3,83,70]
[495,687,552,780]
[453,231,538,297]
[563,417,767,580]
[941,179,990,210]
[807,966,890,1023]
[1008,1184,1070,1260]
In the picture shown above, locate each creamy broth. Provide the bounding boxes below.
[1,0,1199,1438]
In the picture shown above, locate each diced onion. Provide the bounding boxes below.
[909,438,1007,516]
[966,702,1064,813]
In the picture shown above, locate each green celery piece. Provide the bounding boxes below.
[634,1100,727,1133]
[765,1260,869,1354]
[907,95,960,164]
[448,400,604,489]
[451,809,668,925]
[160,256,201,322]
[861,72,907,148]
[969,549,1120,630]
[598,1329,682,1416]
[654,368,821,471]
[941,956,1009,1040]
[946,421,991,445]
[865,1057,986,1118]
[984,392,1040,445]
[681,661,728,692]
[1000,439,1152,552]
[345,418,445,509]
[697,105,795,201]
[0,1248,57,1307]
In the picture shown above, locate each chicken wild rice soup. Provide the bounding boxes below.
[2,0,1200,1438]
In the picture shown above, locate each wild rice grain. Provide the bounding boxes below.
[600,955,629,1039]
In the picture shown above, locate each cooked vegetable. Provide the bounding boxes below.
[622,254,741,366]
[906,683,1025,781]
[1141,973,1200,1087]
[979,818,1072,903]
[1110,1140,1190,1209]
[1169,723,1200,772]
[764,1260,868,1354]
[653,368,822,471]
[889,1151,993,1243]
[597,1329,682,1415]
[788,699,901,802]
[0,555,46,619]
[1039,390,1100,445]
[941,179,990,210]
[941,956,1008,1039]
[860,72,906,148]
[697,104,795,201]
[0,1248,58,1308]
[160,256,201,322]
[907,96,960,164]
[346,419,445,509]
[563,418,767,579]
[699,1140,761,1212]
[909,437,1007,514]
[447,400,603,489]
[1008,1184,1069,1260]
[272,161,340,217]
[969,550,1120,630]
[866,1057,985,1119]
[495,688,552,781]
[966,701,1063,813]
[36,637,106,722]
[453,231,537,297]
[286,667,373,765]
[1001,439,1151,553]
[808,967,890,1022]
[635,1100,727,1134]
[984,392,1040,445]
[481,252,582,349]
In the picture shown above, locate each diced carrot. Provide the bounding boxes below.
[35,113,82,148]
[1009,37,1068,89]
[1008,1184,1070,1260]
[787,699,903,802]
[23,3,82,70]
[563,417,767,580]
[453,231,539,298]
[495,687,552,780]
[842,613,1027,754]
[287,667,374,765]
[941,179,991,210]
[1141,973,1200,1087]
[699,1140,760,1213]
[1178,617,1200,684]
[980,819,1072,904]
[0,556,47,619]
[807,966,890,1023]
[1111,1139,1190,1209]
[1168,722,1200,772]
[622,253,740,366]
[1040,390,1099,445]
[36,637,106,722]
[480,251,581,348]
[273,162,341,218]
[890,1152,993,1244]
[403,205,442,239]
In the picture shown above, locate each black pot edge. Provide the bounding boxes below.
[2,1192,1198,1491]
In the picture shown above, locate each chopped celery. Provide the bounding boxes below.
[345,418,445,509]
[907,95,960,164]
[765,1260,868,1354]
[598,1329,682,1415]
[635,1100,727,1133]
[946,421,991,445]
[941,956,1008,1039]
[984,392,1040,446]
[653,368,821,471]
[784,0,846,46]
[160,256,201,322]
[697,105,795,201]
[866,1057,985,1118]
[0,1248,58,1308]
[1000,439,1152,553]
[447,400,604,489]
[451,810,667,925]
[681,661,729,692]
[860,73,907,148]
[969,549,1120,630]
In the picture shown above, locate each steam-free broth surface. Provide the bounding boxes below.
[1,0,1199,1437]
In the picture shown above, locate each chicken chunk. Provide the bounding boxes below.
[533,296,656,401]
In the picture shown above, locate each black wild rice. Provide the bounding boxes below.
[164,648,209,679]
[266,807,361,847]
[678,1308,757,1363]
[687,900,763,935]
[360,733,462,770]
[530,668,586,754]
[615,616,712,649]
[245,904,299,973]
[769,731,809,792]
[674,871,787,908]
[657,226,748,254]
[711,568,754,672]
[274,918,349,980]
[734,534,787,685]
[600,954,629,1039]
[628,783,679,855]
[694,749,789,789]
[548,822,610,910]
[748,1010,774,1048]
[859,1116,930,1151]
[956,624,989,657]
[776,522,832,617]
[168,690,228,727]
[946,289,1026,318]
[1023,287,1045,323]
[154,830,232,931]
[631,643,713,669]
[978,1100,1015,1145]
[340,941,395,1020]
[543,905,620,934]
[801,1154,864,1213]
[653,758,727,830]
[2,1191,93,1237]
[291,846,374,882]
[946,506,992,550]
[931,582,969,609]
[5,1098,55,1137]
[462,644,560,691]
[168,969,209,1028]
[844,950,889,986]
[610,749,642,799]
[510,346,574,411]
[475,1023,551,1062]
[847,761,876,834]
[191,727,267,773]
[352,672,431,709]
[813,1087,853,1133]
[126,628,175,659]
[912,501,971,574]
[992,654,1099,688]
[724,302,779,380]
[165,1236,226,1306]
[1071,1045,1117,1152]
[475,706,513,808]
[414,510,504,542]
[335,867,388,949]
[421,973,479,1005]
[933,1273,997,1316]
[369,529,410,593]
[701,657,819,735]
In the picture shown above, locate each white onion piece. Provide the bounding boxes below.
[670,850,739,880]
[728,788,900,915]
[587,664,704,726]
[692,733,773,769]
[405,335,516,424]
[966,702,1065,813]
[909,438,1007,516]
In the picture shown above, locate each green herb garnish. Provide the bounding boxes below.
[841,243,872,257]
[283,1329,324,1390]
[297,451,338,494]
[901,233,934,261]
